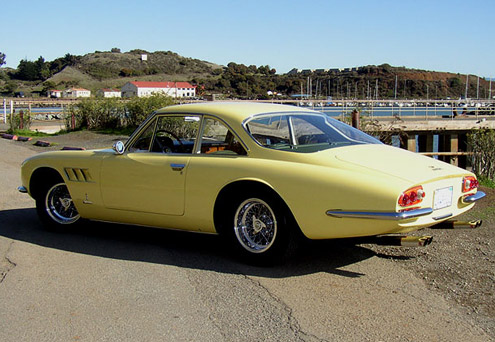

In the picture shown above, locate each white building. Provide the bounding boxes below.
[63,88,91,98]
[49,90,62,98]
[97,88,122,98]
[121,81,196,98]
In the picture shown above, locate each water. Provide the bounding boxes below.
[1,107,63,115]
[309,105,481,118]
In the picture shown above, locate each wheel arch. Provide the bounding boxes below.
[213,179,300,235]
[29,167,65,200]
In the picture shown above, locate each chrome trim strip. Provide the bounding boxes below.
[17,186,27,193]
[432,213,453,221]
[462,191,486,204]
[326,207,433,220]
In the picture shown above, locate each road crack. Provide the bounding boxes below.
[0,241,17,284]
[245,275,329,342]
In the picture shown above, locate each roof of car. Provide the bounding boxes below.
[155,102,319,123]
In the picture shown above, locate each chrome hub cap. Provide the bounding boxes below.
[234,198,277,253]
[45,183,80,224]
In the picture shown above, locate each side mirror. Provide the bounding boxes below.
[113,141,125,155]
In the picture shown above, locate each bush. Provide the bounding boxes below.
[469,129,495,181]
[65,97,126,130]
[125,93,175,127]
[64,94,175,131]
[8,110,32,131]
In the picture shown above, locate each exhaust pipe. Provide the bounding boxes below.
[431,219,482,229]
[373,235,433,247]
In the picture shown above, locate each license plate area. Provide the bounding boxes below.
[434,186,453,210]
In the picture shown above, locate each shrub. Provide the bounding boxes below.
[65,97,126,130]
[8,110,32,131]
[468,129,495,181]
[125,93,175,127]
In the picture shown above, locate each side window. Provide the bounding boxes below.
[151,115,200,154]
[128,115,200,154]
[200,118,247,155]
[291,116,327,145]
[128,118,156,152]
[246,115,290,147]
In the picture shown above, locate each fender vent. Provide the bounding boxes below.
[64,168,93,182]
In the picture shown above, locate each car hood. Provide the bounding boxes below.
[313,144,468,183]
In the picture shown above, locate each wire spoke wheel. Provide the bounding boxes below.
[234,198,277,253]
[45,183,80,225]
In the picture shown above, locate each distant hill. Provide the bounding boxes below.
[0,49,491,100]
[76,49,221,79]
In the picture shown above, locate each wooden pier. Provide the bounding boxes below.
[369,117,495,168]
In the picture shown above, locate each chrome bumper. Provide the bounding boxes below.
[17,186,27,193]
[462,191,486,204]
[326,207,433,221]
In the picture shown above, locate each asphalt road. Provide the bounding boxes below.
[0,137,491,341]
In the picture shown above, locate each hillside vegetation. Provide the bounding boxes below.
[0,49,491,100]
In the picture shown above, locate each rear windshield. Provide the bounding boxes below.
[245,113,381,153]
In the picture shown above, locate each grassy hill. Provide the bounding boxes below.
[77,50,221,80]
[0,49,491,100]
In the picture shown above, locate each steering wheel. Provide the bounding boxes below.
[155,130,184,153]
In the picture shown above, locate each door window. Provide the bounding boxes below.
[200,118,247,155]
[128,115,201,154]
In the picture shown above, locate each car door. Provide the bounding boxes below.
[100,114,201,216]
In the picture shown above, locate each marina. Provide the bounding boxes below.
[2,98,494,169]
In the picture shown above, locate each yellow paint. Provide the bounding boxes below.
[20,102,480,240]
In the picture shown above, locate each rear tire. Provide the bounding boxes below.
[36,181,80,231]
[222,190,298,265]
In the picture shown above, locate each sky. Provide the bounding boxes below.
[1,0,494,77]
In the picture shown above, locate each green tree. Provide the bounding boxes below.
[35,56,50,80]
[0,52,5,67]
[16,59,38,80]
[15,56,49,81]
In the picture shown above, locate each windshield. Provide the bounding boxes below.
[245,113,381,153]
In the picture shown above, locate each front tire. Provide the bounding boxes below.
[36,181,80,231]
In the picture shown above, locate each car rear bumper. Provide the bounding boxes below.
[326,190,486,221]
[462,191,486,204]
[326,207,433,220]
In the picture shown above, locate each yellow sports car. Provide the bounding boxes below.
[18,102,485,263]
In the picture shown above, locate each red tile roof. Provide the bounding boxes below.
[129,81,195,88]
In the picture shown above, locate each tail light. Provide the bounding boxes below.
[398,186,425,207]
[462,176,479,193]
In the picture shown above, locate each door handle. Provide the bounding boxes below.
[170,163,185,171]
